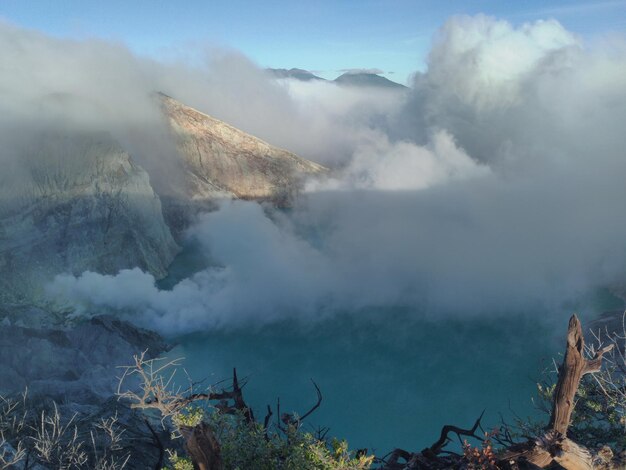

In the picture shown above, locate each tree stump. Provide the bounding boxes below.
[183,422,224,470]
[500,315,617,470]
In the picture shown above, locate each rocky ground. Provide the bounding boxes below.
[0,314,169,402]
[0,313,173,469]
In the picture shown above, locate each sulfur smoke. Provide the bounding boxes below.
[5,15,624,334]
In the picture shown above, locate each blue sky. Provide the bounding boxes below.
[1,0,625,84]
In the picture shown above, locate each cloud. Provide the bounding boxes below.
[48,201,337,332]
[412,15,580,114]
[4,15,626,334]
[338,68,385,75]
[0,21,392,176]
[308,130,490,191]
[391,15,625,168]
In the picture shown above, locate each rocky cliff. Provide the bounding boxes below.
[159,93,327,206]
[0,131,179,305]
[0,314,169,401]
[0,94,325,305]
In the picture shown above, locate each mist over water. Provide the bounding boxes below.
[156,232,621,452]
[50,192,626,333]
[162,239,621,452]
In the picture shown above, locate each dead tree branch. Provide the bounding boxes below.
[423,409,485,458]
[548,315,613,436]
[380,315,624,470]
[499,314,621,470]
[277,379,323,432]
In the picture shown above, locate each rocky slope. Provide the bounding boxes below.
[0,314,170,470]
[0,94,326,304]
[0,131,179,305]
[0,314,169,401]
[0,93,326,304]
[159,93,327,206]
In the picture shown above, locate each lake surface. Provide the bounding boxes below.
[167,303,619,453]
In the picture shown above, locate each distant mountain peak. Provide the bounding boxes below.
[266,68,325,81]
[266,67,407,89]
[333,72,406,89]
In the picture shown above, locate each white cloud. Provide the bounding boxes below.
[310,130,490,191]
[425,15,580,110]
[338,68,385,75]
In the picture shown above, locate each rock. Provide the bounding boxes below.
[0,131,179,306]
[0,314,170,402]
[158,93,327,233]
[0,305,63,328]
[0,94,327,302]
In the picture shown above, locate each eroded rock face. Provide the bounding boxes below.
[0,315,170,470]
[0,315,169,402]
[160,93,327,205]
[0,132,179,305]
[0,94,327,304]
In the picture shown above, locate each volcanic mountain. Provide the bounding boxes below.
[333,72,406,89]
[0,94,326,305]
[0,131,179,305]
[266,67,406,89]
[266,68,325,81]
[159,93,327,206]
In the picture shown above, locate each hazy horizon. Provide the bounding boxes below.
[2,0,626,84]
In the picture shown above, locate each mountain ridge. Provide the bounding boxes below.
[0,93,327,305]
[266,68,325,81]
[334,72,407,89]
[266,68,407,89]
[159,93,327,205]
[0,131,179,305]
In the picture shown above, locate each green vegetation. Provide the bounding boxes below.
[163,405,373,470]
[181,410,372,470]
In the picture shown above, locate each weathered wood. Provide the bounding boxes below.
[379,414,487,469]
[502,441,626,470]
[422,410,484,457]
[184,422,224,470]
[548,315,587,435]
[548,315,612,436]
[553,436,594,470]
[499,439,552,468]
